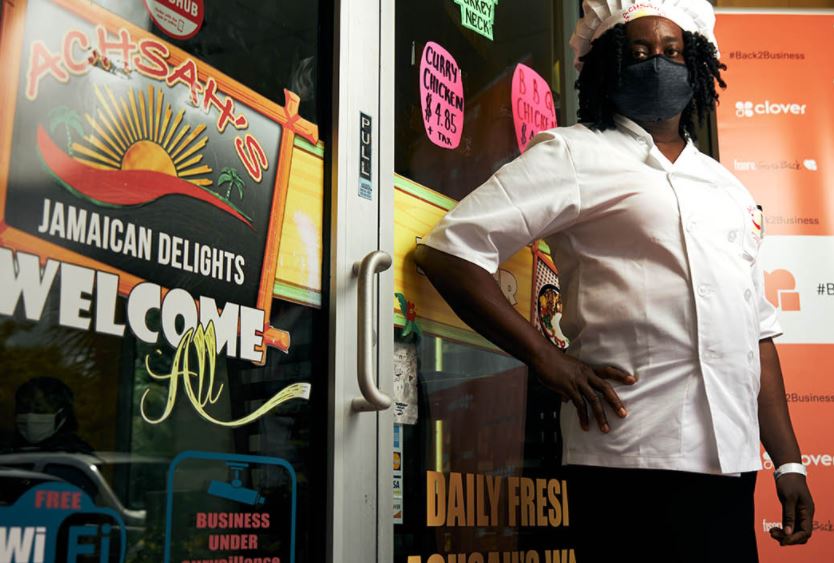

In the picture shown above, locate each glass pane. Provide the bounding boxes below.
[395,1,562,201]
[0,1,329,562]
[393,335,571,562]
[96,0,321,123]
[392,4,571,561]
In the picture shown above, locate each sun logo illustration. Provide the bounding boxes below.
[71,84,212,186]
[38,84,253,226]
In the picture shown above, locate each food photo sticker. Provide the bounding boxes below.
[419,41,464,150]
[144,0,205,41]
[511,63,557,153]
[531,250,569,350]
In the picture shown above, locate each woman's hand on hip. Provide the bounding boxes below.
[532,350,636,433]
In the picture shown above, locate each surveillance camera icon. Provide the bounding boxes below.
[207,462,265,506]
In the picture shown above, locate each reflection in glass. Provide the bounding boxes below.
[0,297,325,562]
[395,1,561,200]
[394,333,569,561]
[94,0,321,122]
[393,2,570,559]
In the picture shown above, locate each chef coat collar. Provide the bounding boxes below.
[613,113,694,169]
[614,114,653,144]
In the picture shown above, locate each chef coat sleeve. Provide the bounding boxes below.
[752,242,783,340]
[420,132,581,274]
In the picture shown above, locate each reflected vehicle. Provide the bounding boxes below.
[0,466,61,506]
[0,452,167,531]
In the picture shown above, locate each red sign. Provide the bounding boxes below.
[144,0,205,41]
[511,64,557,152]
[419,41,464,150]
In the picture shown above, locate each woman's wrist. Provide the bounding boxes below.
[528,337,562,375]
[774,462,807,480]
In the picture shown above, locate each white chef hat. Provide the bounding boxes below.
[569,0,719,70]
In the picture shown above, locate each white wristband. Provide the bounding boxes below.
[773,462,807,480]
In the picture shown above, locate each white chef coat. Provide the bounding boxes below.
[421,114,782,475]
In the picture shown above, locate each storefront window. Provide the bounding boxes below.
[391,2,574,561]
[96,0,320,123]
[394,1,563,201]
[0,1,329,562]
[393,334,570,561]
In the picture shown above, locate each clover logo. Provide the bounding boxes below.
[735,101,754,118]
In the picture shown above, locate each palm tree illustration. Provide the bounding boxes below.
[217,167,246,201]
[48,106,84,155]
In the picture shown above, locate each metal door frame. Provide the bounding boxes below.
[327,0,395,560]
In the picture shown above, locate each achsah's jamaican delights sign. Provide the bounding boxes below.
[0,1,317,421]
[0,1,317,361]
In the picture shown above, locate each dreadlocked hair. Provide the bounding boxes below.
[575,24,727,140]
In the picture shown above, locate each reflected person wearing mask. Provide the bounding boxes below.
[12,376,92,453]
[414,1,813,561]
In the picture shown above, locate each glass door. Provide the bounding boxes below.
[386,2,581,562]
[0,1,355,562]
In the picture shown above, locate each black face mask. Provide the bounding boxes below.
[610,56,693,122]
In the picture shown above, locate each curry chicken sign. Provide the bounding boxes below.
[0,0,319,364]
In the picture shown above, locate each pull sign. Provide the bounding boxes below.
[359,112,373,200]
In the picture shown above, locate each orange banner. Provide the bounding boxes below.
[716,11,834,561]
[716,12,833,236]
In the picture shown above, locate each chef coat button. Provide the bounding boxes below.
[697,284,711,297]
[728,230,738,243]
[747,351,755,363]
[686,220,697,233]
[744,288,753,301]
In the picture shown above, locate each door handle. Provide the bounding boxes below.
[352,250,393,412]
